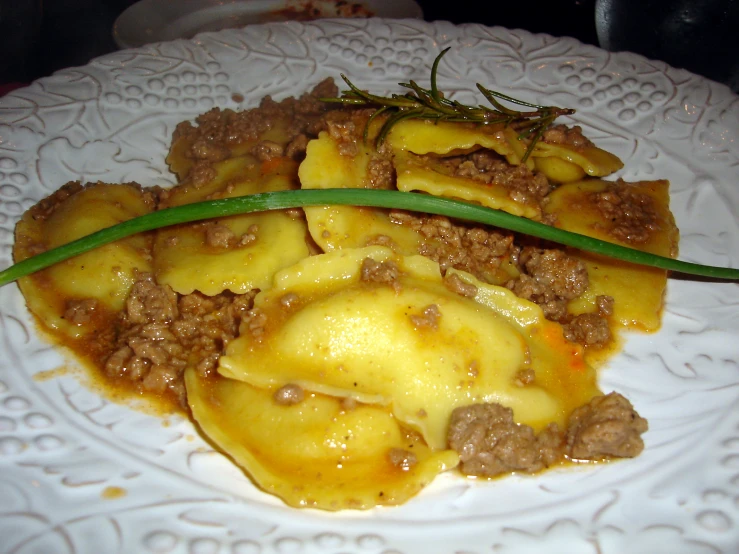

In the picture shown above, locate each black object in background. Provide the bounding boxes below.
[0,0,42,83]
[421,0,600,46]
[596,0,739,91]
[1,0,601,84]
[0,0,735,92]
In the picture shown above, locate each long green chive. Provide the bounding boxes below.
[1,189,737,287]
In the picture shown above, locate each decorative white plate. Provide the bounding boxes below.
[1,18,738,554]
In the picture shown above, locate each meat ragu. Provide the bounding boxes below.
[12,76,679,510]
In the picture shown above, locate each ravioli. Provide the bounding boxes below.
[219,246,599,450]
[546,179,679,331]
[299,131,422,253]
[167,114,295,182]
[532,141,624,181]
[394,150,543,219]
[13,182,154,338]
[154,155,310,295]
[386,119,519,161]
[385,119,623,183]
[10,76,666,512]
[186,370,459,510]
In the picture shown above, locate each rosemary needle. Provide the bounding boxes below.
[1,189,737,287]
[323,48,575,161]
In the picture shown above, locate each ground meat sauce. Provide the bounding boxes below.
[322,108,376,157]
[390,210,517,284]
[563,312,612,347]
[514,368,536,386]
[204,223,237,248]
[360,257,401,287]
[448,392,647,476]
[542,124,594,149]
[506,247,589,322]
[447,403,563,476]
[408,304,441,329]
[367,155,395,189]
[443,149,552,208]
[103,274,255,407]
[567,392,648,459]
[252,139,285,162]
[273,383,305,406]
[443,272,478,298]
[388,448,418,471]
[17,80,657,485]
[63,298,100,325]
[172,78,340,187]
[590,180,660,244]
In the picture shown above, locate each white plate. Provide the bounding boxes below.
[1,18,738,554]
[113,0,423,48]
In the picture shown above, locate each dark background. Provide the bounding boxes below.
[0,0,736,91]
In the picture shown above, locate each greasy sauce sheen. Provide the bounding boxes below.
[12,78,677,510]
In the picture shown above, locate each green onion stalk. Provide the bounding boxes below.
[1,189,737,287]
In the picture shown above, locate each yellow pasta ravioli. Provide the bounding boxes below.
[10,73,667,512]
[299,131,422,252]
[219,246,599,450]
[154,156,311,295]
[186,369,459,510]
[546,179,679,331]
[14,182,155,338]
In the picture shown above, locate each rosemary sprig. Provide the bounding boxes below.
[322,48,575,162]
[1,189,737,288]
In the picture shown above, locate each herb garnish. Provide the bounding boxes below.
[322,48,575,162]
[1,189,737,287]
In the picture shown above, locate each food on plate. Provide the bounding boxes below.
[218,246,599,451]
[10,56,682,509]
[13,182,157,339]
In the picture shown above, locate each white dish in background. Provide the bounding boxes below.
[113,0,424,48]
[1,18,738,554]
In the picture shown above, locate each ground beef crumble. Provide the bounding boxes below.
[204,223,236,248]
[567,392,648,459]
[541,124,593,149]
[390,210,516,284]
[441,149,551,208]
[273,383,305,406]
[447,403,557,476]
[172,78,341,186]
[388,448,418,471]
[409,304,441,329]
[443,273,478,298]
[202,222,259,249]
[244,307,268,341]
[590,180,660,244]
[563,312,611,347]
[63,298,100,325]
[104,273,255,407]
[507,247,589,322]
[514,368,536,386]
[322,108,376,157]
[448,392,647,476]
[596,294,614,316]
[360,257,401,287]
[365,234,397,249]
[251,139,284,162]
[367,155,395,189]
